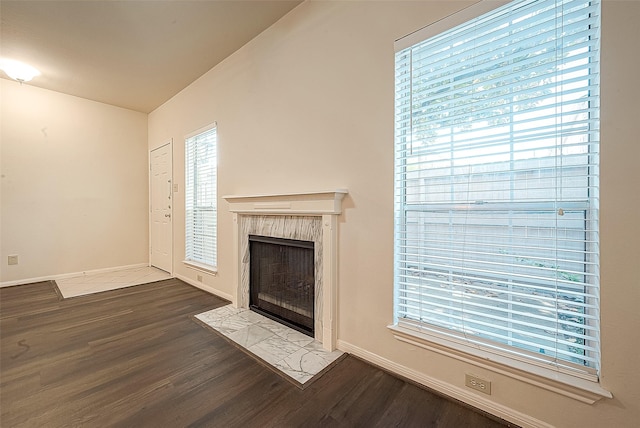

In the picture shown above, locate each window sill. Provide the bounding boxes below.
[388,324,612,404]
[183,260,218,276]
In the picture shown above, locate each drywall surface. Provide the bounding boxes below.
[149,1,640,426]
[1,80,149,283]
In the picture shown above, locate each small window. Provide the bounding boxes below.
[394,0,601,382]
[185,124,217,269]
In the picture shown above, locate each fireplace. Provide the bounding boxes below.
[223,190,347,351]
[249,235,315,336]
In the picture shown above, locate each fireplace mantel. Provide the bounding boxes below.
[224,190,348,351]
[223,190,347,215]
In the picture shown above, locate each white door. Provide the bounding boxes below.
[150,143,172,273]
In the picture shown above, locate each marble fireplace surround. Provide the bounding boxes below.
[223,190,347,352]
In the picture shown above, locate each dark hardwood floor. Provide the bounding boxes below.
[1,279,515,427]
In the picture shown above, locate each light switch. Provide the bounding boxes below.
[173,183,179,192]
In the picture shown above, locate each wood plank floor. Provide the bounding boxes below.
[1,279,516,427]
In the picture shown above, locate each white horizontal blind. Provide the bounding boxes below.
[185,125,217,267]
[394,0,600,377]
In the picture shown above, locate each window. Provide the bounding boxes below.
[394,0,600,383]
[185,124,217,269]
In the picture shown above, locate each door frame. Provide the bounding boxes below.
[149,140,173,274]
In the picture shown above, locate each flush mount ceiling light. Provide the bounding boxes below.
[0,59,40,83]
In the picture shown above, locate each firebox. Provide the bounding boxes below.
[249,234,315,337]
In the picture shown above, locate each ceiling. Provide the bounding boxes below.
[0,0,303,113]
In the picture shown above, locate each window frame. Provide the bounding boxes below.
[390,0,611,402]
[184,123,218,273]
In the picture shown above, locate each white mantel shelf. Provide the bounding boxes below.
[223,190,348,215]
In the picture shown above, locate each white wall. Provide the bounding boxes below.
[1,80,149,284]
[148,1,640,427]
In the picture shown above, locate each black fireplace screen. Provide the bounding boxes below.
[249,235,314,337]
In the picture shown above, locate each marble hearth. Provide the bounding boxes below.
[224,190,347,351]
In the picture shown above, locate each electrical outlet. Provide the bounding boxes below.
[8,255,18,265]
[197,274,203,282]
[465,374,491,395]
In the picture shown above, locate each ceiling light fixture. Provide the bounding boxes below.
[0,59,40,83]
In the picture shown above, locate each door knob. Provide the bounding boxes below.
[165,214,171,218]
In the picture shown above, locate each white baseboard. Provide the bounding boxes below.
[336,340,553,428]
[0,263,150,288]
[174,273,233,302]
